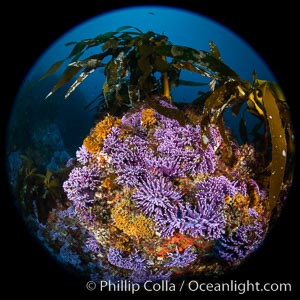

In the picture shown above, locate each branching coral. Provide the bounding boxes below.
[216,219,265,262]
[107,247,173,283]
[165,246,197,268]
[85,233,102,254]
[196,175,238,203]
[154,176,237,239]
[107,247,148,271]
[154,204,183,237]
[76,145,91,165]
[132,177,183,217]
[121,111,142,128]
[62,166,100,210]
[179,201,225,240]
[153,120,217,176]
[103,129,150,188]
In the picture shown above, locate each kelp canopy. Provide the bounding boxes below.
[42,25,294,215]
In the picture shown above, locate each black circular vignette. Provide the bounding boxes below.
[1,1,299,297]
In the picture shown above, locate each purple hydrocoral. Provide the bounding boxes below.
[121,111,142,128]
[153,122,217,176]
[248,208,259,218]
[105,133,149,169]
[107,248,148,271]
[102,127,123,154]
[208,125,223,150]
[63,165,100,209]
[232,180,248,196]
[59,242,82,269]
[154,176,236,239]
[76,145,92,165]
[154,205,183,237]
[217,221,265,262]
[195,145,217,175]
[248,178,265,198]
[177,176,236,239]
[155,100,181,125]
[154,123,201,152]
[85,234,102,254]
[165,246,197,268]
[116,165,148,188]
[196,176,237,203]
[103,108,220,193]
[132,176,183,217]
[179,201,225,239]
[158,99,178,109]
[146,155,185,178]
[103,128,151,187]
[57,205,77,219]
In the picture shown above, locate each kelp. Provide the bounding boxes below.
[40,59,65,80]
[15,155,69,222]
[146,96,186,126]
[198,74,293,213]
[259,82,288,211]
[41,26,239,107]
[155,44,240,82]
[200,80,241,150]
[41,26,294,213]
[178,80,206,87]
[44,66,81,99]
[209,41,222,62]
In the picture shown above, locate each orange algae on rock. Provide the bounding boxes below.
[249,189,265,215]
[111,199,155,240]
[111,233,133,252]
[232,192,249,209]
[149,233,206,259]
[83,115,121,153]
[224,190,267,231]
[101,177,116,190]
[141,108,157,128]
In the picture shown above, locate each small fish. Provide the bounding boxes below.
[148,12,155,15]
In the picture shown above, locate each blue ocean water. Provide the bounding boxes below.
[29,6,276,101]
[39,6,276,76]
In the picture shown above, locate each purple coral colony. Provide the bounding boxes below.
[35,98,270,283]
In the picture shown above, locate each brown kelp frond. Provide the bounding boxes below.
[258,82,288,211]
[42,26,239,108]
[155,44,240,82]
[199,76,293,212]
[200,80,241,150]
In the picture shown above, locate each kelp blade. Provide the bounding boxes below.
[262,83,287,212]
[155,44,240,81]
[45,66,81,99]
[40,59,65,81]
